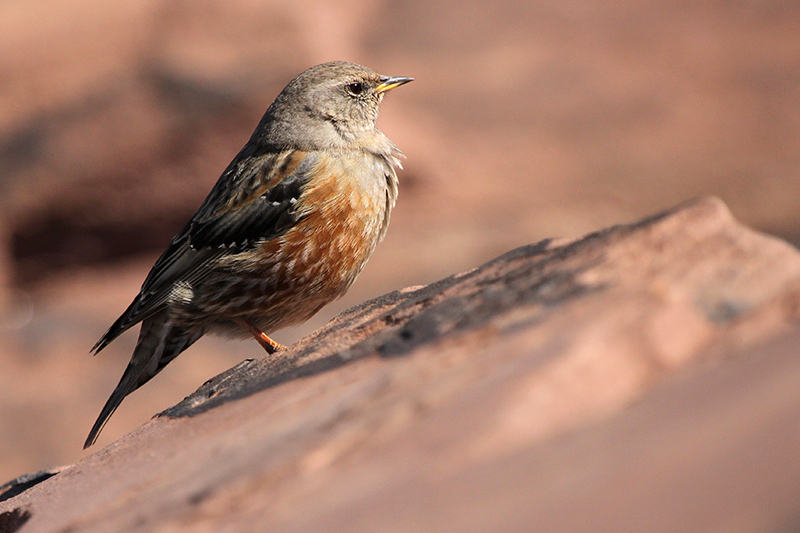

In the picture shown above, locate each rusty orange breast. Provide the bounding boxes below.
[257,150,391,301]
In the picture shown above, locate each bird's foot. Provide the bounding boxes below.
[234,318,286,354]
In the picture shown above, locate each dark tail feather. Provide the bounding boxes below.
[83,362,145,449]
[84,314,203,448]
[91,295,158,355]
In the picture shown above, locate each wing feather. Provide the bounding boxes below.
[92,147,314,353]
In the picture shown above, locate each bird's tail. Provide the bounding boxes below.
[84,313,203,449]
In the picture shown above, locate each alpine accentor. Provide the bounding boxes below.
[85,61,412,448]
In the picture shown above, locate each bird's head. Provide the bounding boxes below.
[256,61,413,152]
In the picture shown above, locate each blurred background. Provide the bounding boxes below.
[1,0,799,482]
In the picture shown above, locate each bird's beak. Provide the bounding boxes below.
[376,76,414,94]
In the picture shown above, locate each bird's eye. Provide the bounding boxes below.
[346,82,364,96]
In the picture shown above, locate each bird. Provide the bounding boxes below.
[84,61,413,448]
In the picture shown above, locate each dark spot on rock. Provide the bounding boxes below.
[0,508,31,533]
[188,488,213,505]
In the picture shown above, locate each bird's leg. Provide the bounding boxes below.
[234,318,286,354]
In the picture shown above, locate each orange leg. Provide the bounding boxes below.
[234,318,286,354]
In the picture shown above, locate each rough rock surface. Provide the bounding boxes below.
[3,0,800,485]
[2,197,800,532]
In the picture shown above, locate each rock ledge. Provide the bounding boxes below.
[3,197,800,532]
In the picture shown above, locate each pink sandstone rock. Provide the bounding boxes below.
[2,197,800,532]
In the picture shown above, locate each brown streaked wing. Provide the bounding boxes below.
[195,149,308,223]
[92,148,315,354]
